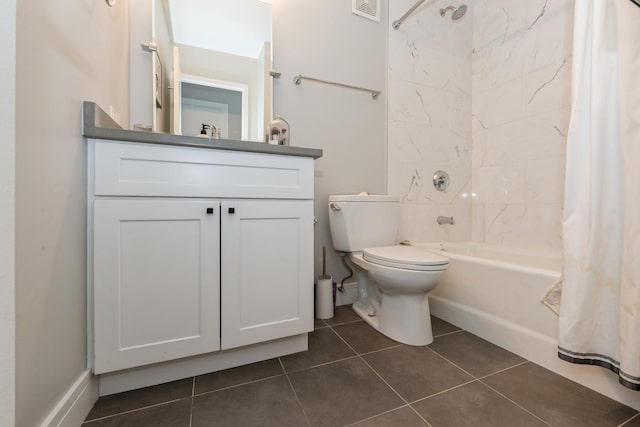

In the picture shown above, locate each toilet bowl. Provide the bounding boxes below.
[327,194,449,346]
[349,245,448,345]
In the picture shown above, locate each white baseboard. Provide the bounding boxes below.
[40,370,98,427]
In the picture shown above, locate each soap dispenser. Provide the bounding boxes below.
[198,124,211,138]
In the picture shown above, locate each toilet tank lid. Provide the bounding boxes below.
[329,194,400,203]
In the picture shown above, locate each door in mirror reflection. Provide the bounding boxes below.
[181,81,244,140]
[130,0,272,141]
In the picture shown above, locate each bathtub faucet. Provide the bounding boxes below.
[437,216,455,225]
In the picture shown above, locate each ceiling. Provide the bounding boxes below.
[167,0,272,59]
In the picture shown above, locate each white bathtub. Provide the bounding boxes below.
[415,242,640,411]
[421,242,561,345]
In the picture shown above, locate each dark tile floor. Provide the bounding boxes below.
[83,306,639,427]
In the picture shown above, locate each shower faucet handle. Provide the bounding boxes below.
[433,170,450,192]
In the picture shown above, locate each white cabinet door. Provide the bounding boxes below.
[93,200,220,373]
[221,200,314,350]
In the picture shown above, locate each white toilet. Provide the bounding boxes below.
[328,194,449,346]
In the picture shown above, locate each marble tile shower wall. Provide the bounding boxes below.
[388,0,473,243]
[471,0,574,251]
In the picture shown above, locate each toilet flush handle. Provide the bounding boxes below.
[329,202,341,211]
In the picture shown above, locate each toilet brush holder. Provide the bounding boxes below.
[316,246,334,319]
[315,276,334,319]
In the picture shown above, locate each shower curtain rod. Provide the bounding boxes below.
[392,0,437,29]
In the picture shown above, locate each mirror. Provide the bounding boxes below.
[131,0,273,142]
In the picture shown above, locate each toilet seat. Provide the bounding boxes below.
[363,245,449,271]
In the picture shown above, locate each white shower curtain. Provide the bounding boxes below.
[559,0,640,390]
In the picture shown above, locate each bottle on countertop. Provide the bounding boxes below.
[211,125,221,139]
[268,116,290,146]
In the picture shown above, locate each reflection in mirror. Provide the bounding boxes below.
[132,0,273,141]
[181,81,245,141]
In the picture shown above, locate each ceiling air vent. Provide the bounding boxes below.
[352,0,381,22]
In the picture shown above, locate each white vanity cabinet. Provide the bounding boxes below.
[88,139,314,375]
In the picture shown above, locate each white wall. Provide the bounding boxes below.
[387,0,473,243]
[15,1,129,426]
[272,0,388,281]
[471,0,574,251]
[0,0,16,425]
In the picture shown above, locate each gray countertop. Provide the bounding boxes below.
[82,101,323,159]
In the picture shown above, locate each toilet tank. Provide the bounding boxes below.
[328,194,400,252]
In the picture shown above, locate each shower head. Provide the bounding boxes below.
[452,5,467,19]
[440,4,467,20]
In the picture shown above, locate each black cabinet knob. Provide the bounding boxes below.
[228,207,235,214]
[206,208,214,215]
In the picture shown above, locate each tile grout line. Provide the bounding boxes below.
[423,336,530,382]
[328,324,434,427]
[432,329,464,338]
[192,373,286,399]
[189,376,195,427]
[408,379,478,405]
[327,327,407,403]
[357,356,409,405]
[275,320,408,425]
[358,355,434,427]
[325,318,364,327]
[443,354,553,427]
[82,396,191,424]
[278,357,313,426]
[423,345,478,379]
[477,360,530,380]
[341,404,411,427]
[478,379,553,427]
[326,321,400,357]
[422,345,551,425]
[618,412,640,427]
[425,336,530,382]
[283,354,361,375]
[358,343,404,356]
